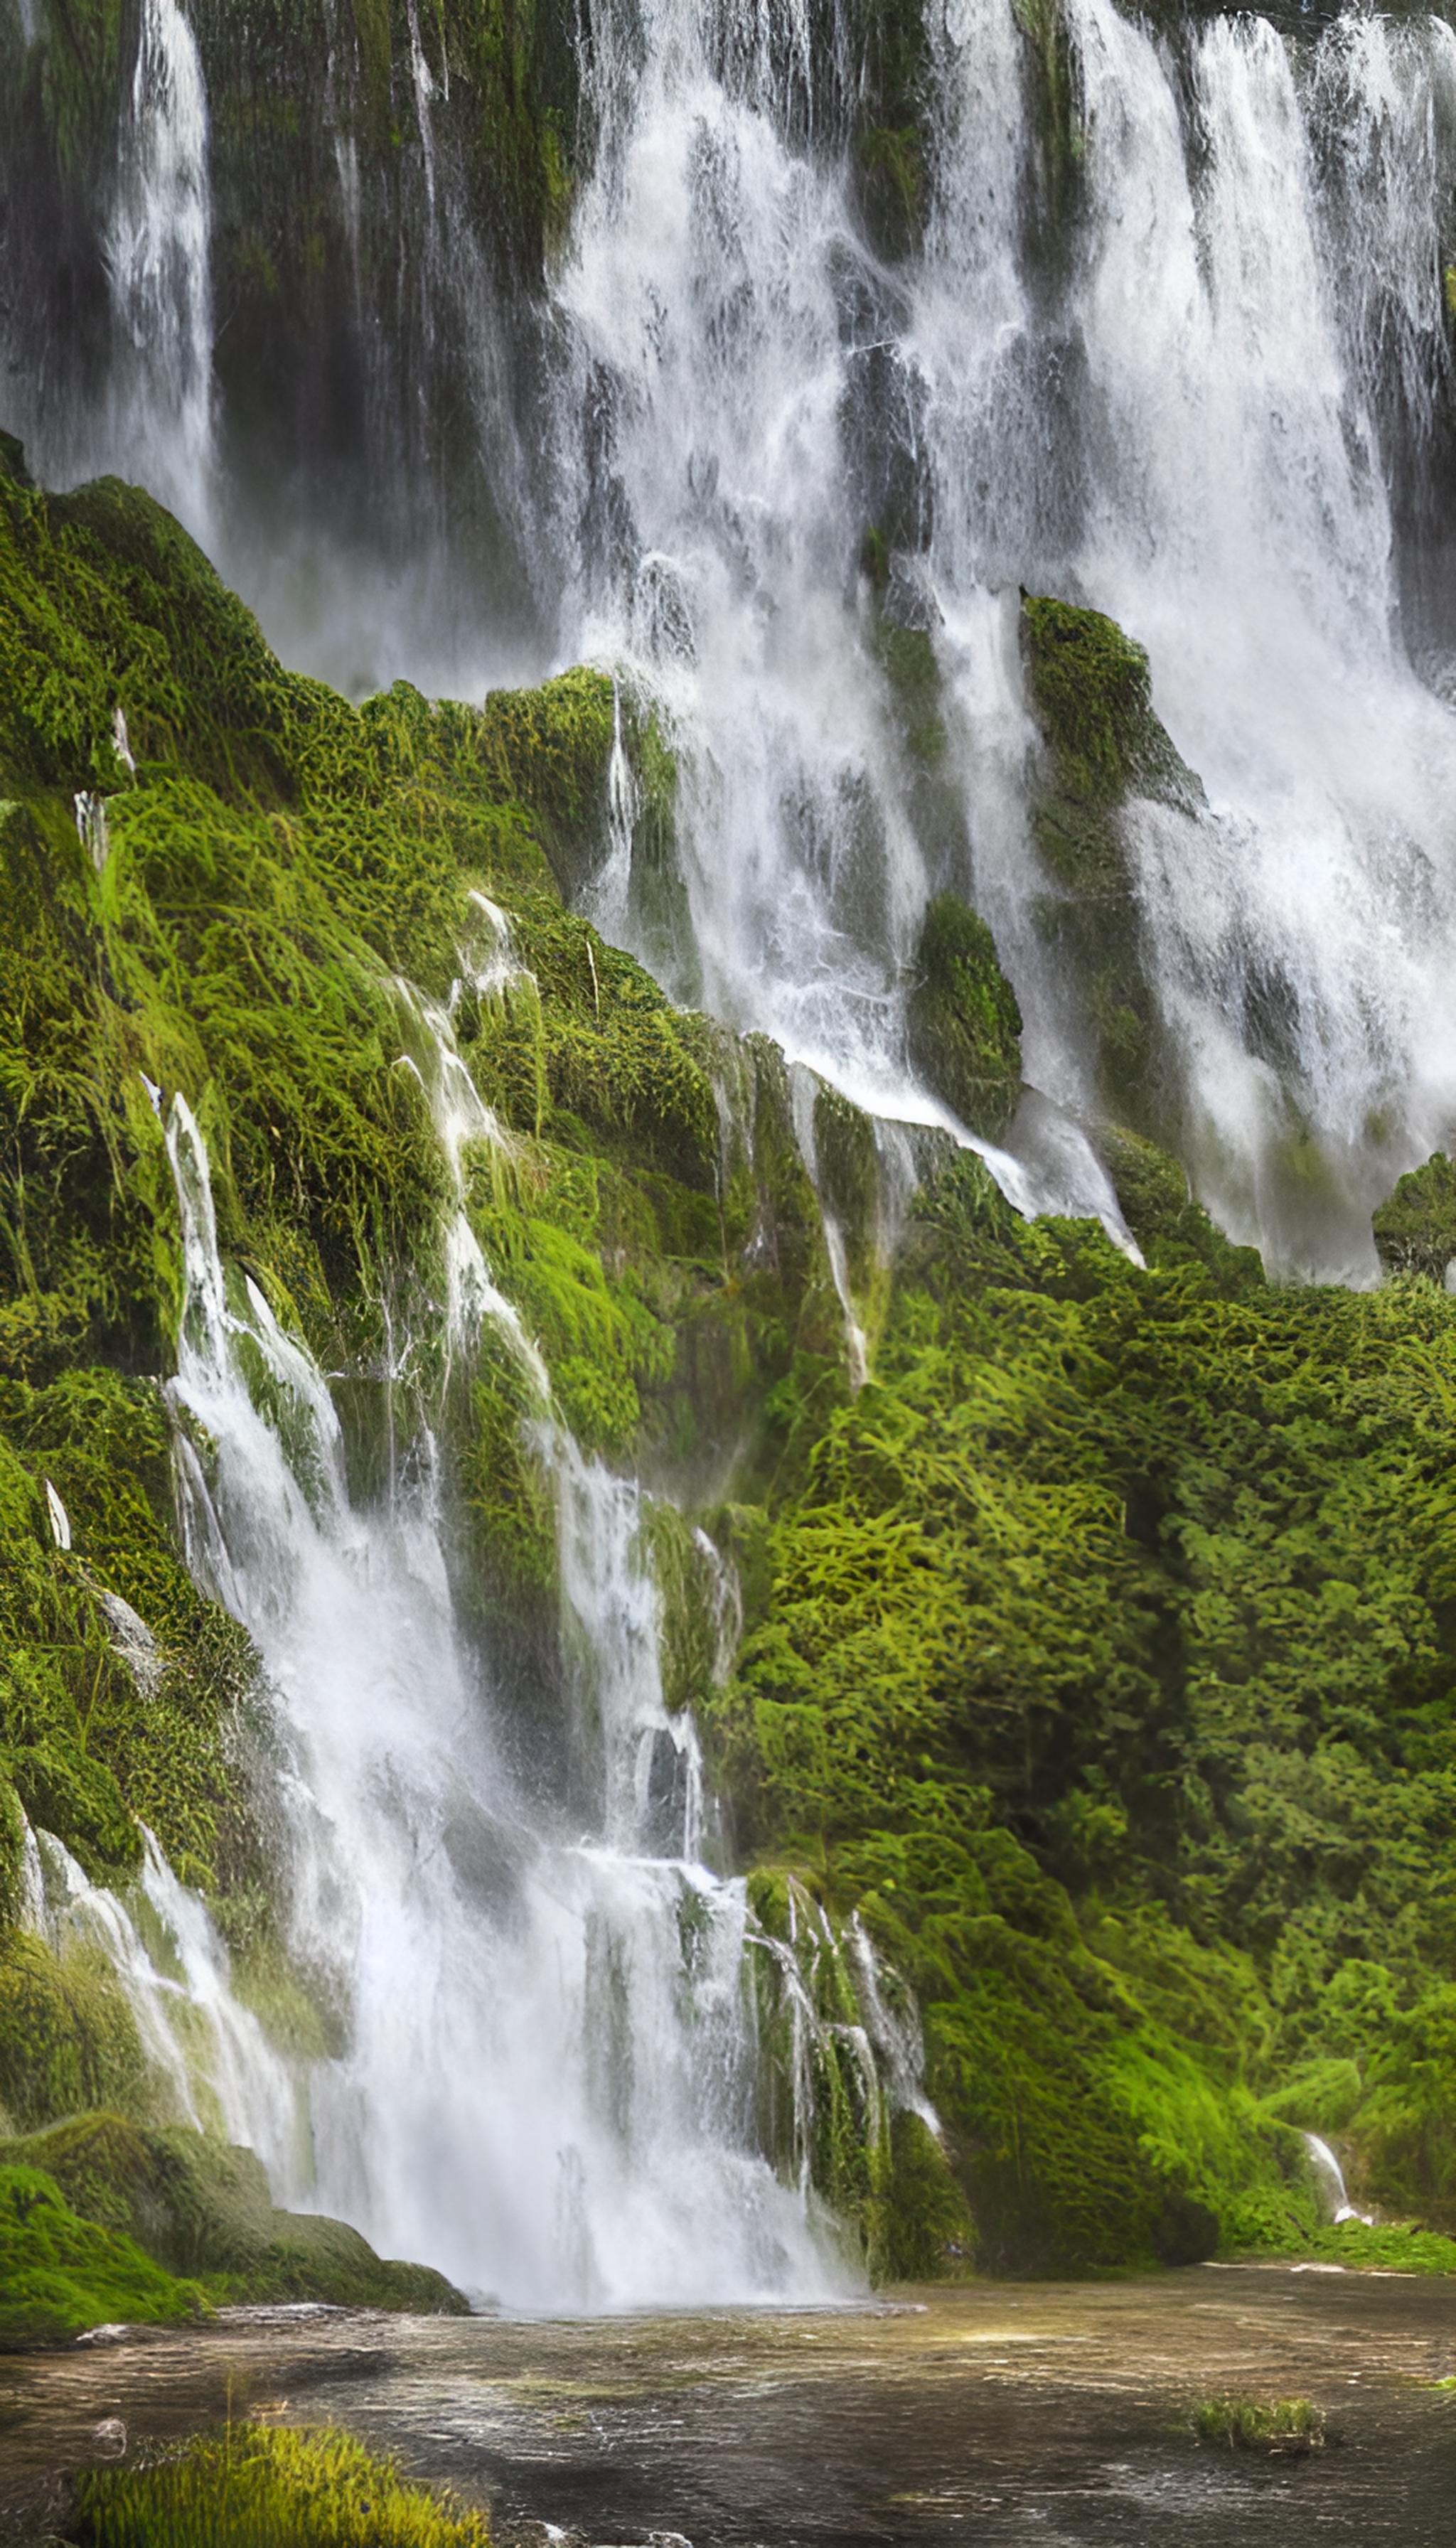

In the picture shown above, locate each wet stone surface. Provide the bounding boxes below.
[1,2272,1455,2545]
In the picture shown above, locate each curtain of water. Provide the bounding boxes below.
[154,1070,848,2308]
[103,0,215,540]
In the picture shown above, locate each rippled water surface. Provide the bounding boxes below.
[4,2271,1455,2543]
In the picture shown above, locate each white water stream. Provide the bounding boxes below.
[102,0,215,539]
[153,1079,849,2306]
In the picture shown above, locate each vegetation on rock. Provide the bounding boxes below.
[1020,592,1200,1130]
[906,894,1024,1141]
[1,2114,466,2312]
[5,434,1456,2295]
[1192,2397,1330,2453]
[0,2162,206,2347]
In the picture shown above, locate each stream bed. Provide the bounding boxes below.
[2,2269,1453,2544]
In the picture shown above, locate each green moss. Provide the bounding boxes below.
[3,2110,468,2312]
[1020,594,1201,1125]
[75,2424,491,2548]
[0,1932,151,2134]
[1372,1151,1456,1281]
[813,1084,880,1292]
[0,2161,205,2346]
[906,894,1023,1142]
[706,1138,1456,2271]
[849,1,933,262]
[881,2107,977,2279]
[478,668,616,904]
[638,1502,727,1718]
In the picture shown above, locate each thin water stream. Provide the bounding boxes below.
[2,2275,1455,2544]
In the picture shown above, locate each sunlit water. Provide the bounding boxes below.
[3,2274,1455,2544]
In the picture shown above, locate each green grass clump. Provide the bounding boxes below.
[75,2426,490,2548]
[1193,2397,1329,2453]
[0,2162,205,2346]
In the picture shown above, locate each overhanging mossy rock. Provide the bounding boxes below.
[0,2161,208,2348]
[4,2112,468,2313]
[906,894,1023,1140]
[1021,592,1201,1127]
[479,668,616,904]
[1372,1151,1456,1281]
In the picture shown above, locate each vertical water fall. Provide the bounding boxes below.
[160,1091,846,2307]
[105,0,215,539]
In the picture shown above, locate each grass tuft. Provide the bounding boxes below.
[1192,2397,1330,2453]
[75,2424,490,2548]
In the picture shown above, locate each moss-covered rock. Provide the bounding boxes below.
[1372,1150,1456,1282]
[3,2111,469,2311]
[848,0,933,262]
[0,1933,151,2135]
[0,2160,208,2348]
[1021,592,1201,1128]
[1095,1123,1263,1290]
[905,894,1023,1141]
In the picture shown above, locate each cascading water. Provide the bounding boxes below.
[103,0,215,540]
[160,1079,847,2307]
[16,1,1456,1263]
[926,0,1456,1275]
[542,0,1456,1273]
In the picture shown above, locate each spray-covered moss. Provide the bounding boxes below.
[906,894,1023,1141]
[1021,592,1202,1128]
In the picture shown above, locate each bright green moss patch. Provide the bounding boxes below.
[712,1147,1456,2266]
[2,2111,468,2313]
[0,2161,206,2347]
[0,1934,150,2135]
[75,2425,490,2548]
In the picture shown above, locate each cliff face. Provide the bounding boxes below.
[4,438,1456,2301]
[6,0,1456,2307]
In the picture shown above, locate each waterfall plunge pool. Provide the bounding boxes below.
[2,2271,1454,2545]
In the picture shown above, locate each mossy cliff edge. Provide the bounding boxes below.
[3,441,1456,2317]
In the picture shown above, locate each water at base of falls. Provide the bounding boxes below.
[133,1091,849,2311]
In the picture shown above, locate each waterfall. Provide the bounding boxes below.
[1303,2131,1371,2227]
[104,0,215,540]
[20,1818,294,2161]
[13,4,1456,1264]
[532,0,1456,1274]
[159,1086,847,2307]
